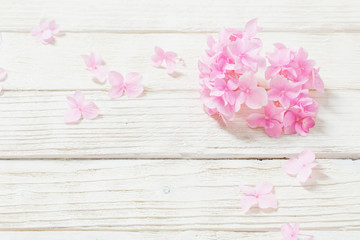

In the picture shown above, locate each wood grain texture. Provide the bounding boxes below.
[0,90,359,159]
[0,0,359,32]
[1,231,359,240]
[1,32,359,90]
[0,159,358,232]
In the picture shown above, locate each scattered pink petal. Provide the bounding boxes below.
[240,182,278,213]
[64,90,99,123]
[281,223,313,240]
[283,150,317,183]
[108,71,144,99]
[151,46,180,74]
[30,19,60,44]
[81,52,110,83]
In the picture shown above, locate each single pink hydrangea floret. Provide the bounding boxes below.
[30,19,60,44]
[64,90,99,123]
[240,182,278,213]
[283,150,317,183]
[81,52,110,83]
[281,223,313,240]
[108,71,144,99]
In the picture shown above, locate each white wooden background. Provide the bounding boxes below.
[0,0,359,239]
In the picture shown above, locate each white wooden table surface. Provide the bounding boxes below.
[0,0,359,239]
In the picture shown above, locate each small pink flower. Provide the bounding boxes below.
[281,223,313,240]
[267,75,301,108]
[81,52,109,83]
[151,46,179,74]
[283,111,315,136]
[292,95,318,118]
[30,19,60,44]
[64,90,99,123]
[108,71,144,99]
[240,182,278,213]
[283,150,317,183]
[237,73,267,109]
[0,67,7,93]
[247,102,284,138]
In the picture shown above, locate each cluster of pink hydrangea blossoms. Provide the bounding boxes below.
[199,19,324,138]
[198,19,267,123]
[247,44,323,138]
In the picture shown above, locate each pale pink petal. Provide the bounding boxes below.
[73,90,85,104]
[298,149,315,164]
[281,223,294,239]
[82,102,99,120]
[0,68,7,81]
[109,86,124,99]
[125,72,144,98]
[264,120,282,138]
[240,185,256,195]
[256,182,273,195]
[283,157,302,176]
[244,18,261,38]
[91,66,109,83]
[258,193,278,209]
[241,196,258,213]
[151,46,165,67]
[64,108,82,123]
[165,58,176,74]
[165,51,178,61]
[296,167,312,183]
[66,96,79,108]
[246,87,267,109]
[265,66,281,80]
[108,71,124,86]
[295,122,308,137]
[81,54,92,69]
[246,113,265,128]
[238,73,257,89]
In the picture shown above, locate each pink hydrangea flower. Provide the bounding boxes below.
[247,102,284,138]
[237,73,268,109]
[30,19,60,44]
[265,43,324,92]
[108,71,144,99]
[246,43,323,138]
[151,46,180,74]
[283,150,317,183]
[198,19,266,123]
[281,223,313,240]
[64,90,99,123]
[81,52,110,83]
[267,75,301,108]
[240,182,278,213]
[0,67,7,93]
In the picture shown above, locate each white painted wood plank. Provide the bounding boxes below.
[0,90,359,159]
[0,32,359,90]
[0,159,358,231]
[1,231,359,240]
[0,0,359,32]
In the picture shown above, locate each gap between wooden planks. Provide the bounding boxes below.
[0,159,358,232]
[0,0,359,33]
[0,32,359,90]
[0,89,359,159]
[0,231,359,239]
